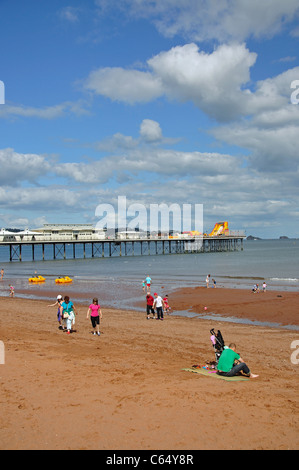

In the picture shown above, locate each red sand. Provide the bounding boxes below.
[0,289,298,450]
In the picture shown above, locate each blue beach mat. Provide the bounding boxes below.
[182,367,250,382]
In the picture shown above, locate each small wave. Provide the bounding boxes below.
[270,278,299,282]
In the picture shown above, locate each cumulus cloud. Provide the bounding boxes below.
[84,68,163,104]
[139,119,162,142]
[0,149,52,185]
[83,43,257,121]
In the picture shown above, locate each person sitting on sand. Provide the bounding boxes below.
[217,343,258,378]
[252,283,260,293]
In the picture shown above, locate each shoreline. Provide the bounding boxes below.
[0,296,298,450]
[1,279,299,330]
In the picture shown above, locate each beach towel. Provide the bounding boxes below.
[182,367,250,382]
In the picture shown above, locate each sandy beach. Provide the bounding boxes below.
[0,288,298,450]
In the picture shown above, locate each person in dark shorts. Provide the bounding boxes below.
[86,298,102,336]
[146,293,155,319]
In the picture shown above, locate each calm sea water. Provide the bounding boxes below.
[0,239,298,329]
[0,238,298,290]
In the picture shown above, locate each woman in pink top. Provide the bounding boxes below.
[86,298,102,336]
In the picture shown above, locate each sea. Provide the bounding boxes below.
[0,239,298,329]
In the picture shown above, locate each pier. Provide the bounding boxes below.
[0,234,245,262]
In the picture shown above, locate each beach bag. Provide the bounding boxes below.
[62,301,74,319]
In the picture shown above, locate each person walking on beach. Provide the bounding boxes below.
[86,298,102,336]
[60,295,77,334]
[48,295,63,329]
[206,274,210,288]
[153,293,165,320]
[217,343,258,379]
[262,281,267,292]
[212,278,216,288]
[0,268,4,281]
[146,293,155,319]
[9,284,14,297]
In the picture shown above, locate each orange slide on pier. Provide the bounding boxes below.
[208,221,229,237]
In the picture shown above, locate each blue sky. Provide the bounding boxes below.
[0,0,299,238]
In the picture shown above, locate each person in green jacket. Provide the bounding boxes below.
[217,343,258,378]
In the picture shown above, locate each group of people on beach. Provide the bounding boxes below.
[142,275,171,320]
[252,281,267,293]
[206,274,216,288]
[145,292,171,320]
[48,295,102,336]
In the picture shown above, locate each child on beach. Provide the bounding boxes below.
[9,284,14,297]
[0,268,4,281]
[48,295,63,329]
[163,295,171,314]
[86,298,102,336]
[262,281,267,292]
[145,275,152,293]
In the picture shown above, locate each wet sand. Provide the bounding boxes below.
[169,286,299,327]
[0,291,298,450]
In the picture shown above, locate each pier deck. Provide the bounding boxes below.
[0,235,245,262]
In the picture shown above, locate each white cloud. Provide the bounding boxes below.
[0,148,51,185]
[84,67,163,104]
[0,100,91,120]
[139,119,162,142]
[58,6,80,23]
[83,43,257,121]
[95,0,299,42]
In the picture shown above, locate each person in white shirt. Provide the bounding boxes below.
[153,293,165,320]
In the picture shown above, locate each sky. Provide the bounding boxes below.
[0,0,299,238]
